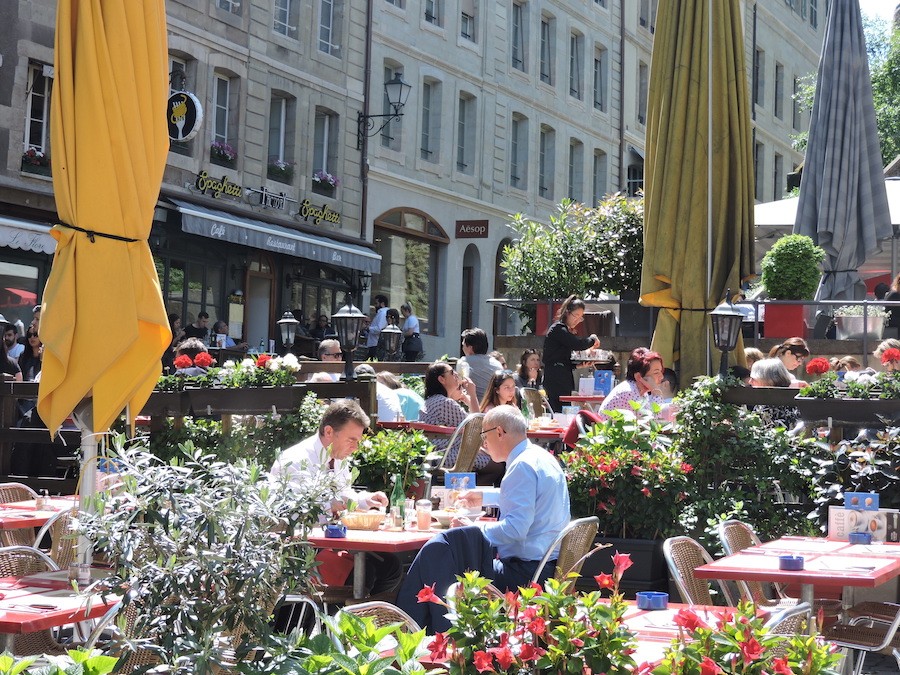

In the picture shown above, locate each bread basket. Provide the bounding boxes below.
[341,511,385,531]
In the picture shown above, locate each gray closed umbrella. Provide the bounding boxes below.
[793,0,892,301]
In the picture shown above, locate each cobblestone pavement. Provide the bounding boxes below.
[860,653,899,673]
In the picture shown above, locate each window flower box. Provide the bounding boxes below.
[312,169,340,196]
[21,148,51,176]
[210,140,237,168]
[267,158,295,184]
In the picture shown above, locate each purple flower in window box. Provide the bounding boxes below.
[312,169,340,187]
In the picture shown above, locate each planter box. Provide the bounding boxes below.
[720,386,799,407]
[576,536,668,598]
[835,315,884,341]
[185,386,299,416]
[794,397,900,427]
[764,304,808,339]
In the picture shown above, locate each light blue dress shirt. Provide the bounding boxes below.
[482,439,570,561]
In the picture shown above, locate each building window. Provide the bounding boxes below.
[212,73,239,164]
[539,125,555,199]
[810,0,817,28]
[373,208,449,335]
[460,0,476,41]
[22,62,53,174]
[313,109,339,194]
[638,61,648,125]
[592,150,607,205]
[456,93,475,174]
[268,94,296,184]
[217,0,241,15]
[754,48,765,107]
[381,64,403,150]
[540,16,554,85]
[594,0,606,6]
[593,45,608,112]
[319,0,341,55]
[274,0,299,36]
[425,0,442,26]
[385,0,404,7]
[568,139,583,202]
[510,114,528,189]
[754,141,764,201]
[420,80,441,161]
[774,62,784,120]
[511,2,526,71]
[569,32,583,99]
[627,164,643,197]
[639,0,657,32]
[792,77,801,131]
[774,153,783,201]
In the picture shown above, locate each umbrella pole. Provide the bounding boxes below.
[707,0,714,376]
[78,427,96,567]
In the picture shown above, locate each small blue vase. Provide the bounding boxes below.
[324,524,347,538]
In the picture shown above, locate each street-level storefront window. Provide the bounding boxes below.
[154,256,223,327]
[373,208,448,335]
[284,263,350,332]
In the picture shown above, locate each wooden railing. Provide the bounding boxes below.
[0,378,379,494]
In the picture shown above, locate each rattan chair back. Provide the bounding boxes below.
[340,601,421,632]
[531,516,600,585]
[0,483,39,548]
[718,519,784,606]
[663,536,735,606]
[439,413,485,473]
[34,507,78,569]
[520,388,550,417]
[86,601,160,673]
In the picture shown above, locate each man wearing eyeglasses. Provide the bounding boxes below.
[307,339,343,383]
[396,404,570,632]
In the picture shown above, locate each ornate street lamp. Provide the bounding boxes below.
[709,289,745,377]
[357,74,413,149]
[332,297,367,380]
[277,310,300,353]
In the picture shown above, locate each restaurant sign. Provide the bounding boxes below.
[246,186,298,211]
[167,91,203,142]
[296,199,342,227]
[195,171,243,200]
[455,219,489,238]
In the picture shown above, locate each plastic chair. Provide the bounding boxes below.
[531,516,600,585]
[663,536,735,606]
[34,507,78,569]
[339,601,421,632]
[0,546,70,656]
[0,483,39,547]
[436,413,485,474]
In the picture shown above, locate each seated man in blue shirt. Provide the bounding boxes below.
[396,404,570,633]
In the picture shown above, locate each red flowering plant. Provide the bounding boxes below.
[561,407,693,539]
[157,352,219,391]
[420,551,637,675]
[645,601,841,675]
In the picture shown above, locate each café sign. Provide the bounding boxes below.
[455,219,489,238]
[246,186,298,211]
[297,199,342,227]
[195,171,244,199]
[167,91,203,142]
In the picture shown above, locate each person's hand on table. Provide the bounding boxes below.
[456,490,483,509]
[366,491,389,509]
[450,515,472,528]
[329,499,347,517]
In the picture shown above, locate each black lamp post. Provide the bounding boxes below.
[381,322,403,360]
[357,74,413,149]
[332,297,366,381]
[709,289,745,377]
[277,310,300,354]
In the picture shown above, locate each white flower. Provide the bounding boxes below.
[281,353,301,372]
[266,358,280,372]
[844,371,859,383]
[222,360,236,370]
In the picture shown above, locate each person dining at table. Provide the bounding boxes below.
[270,399,402,597]
[598,347,666,415]
[419,362,505,485]
[513,348,543,390]
[396,405,570,633]
[768,337,810,387]
[749,358,801,431]
[542,296,600,412]
[480,369,520,413]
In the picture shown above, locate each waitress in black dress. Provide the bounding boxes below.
[542,295,600,412]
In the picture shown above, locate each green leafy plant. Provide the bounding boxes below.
[833,304,889,317]
[0,650,117,675]
[419,553,637,675]
[798,371,839,399]
[648,601,841,674]
[561,406,692,540]
[78,435,341,674]
[760,234,825,300]
[352,429,432,493]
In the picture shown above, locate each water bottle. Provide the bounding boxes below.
[520,398,532,421]
[257,338,266,354]
[390,473,406,525]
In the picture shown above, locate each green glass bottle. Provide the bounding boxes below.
[390,473,406,518]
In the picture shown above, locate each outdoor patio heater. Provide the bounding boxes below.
[332,297,367,380]
[709,289,744,377]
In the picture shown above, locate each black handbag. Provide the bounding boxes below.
[402,333,423,353]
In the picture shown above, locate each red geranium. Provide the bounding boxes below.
[805,357,830,375]
[881,347,900,365]
[194,352,215,368]
[256,354,273,368]
[173,354,193,369]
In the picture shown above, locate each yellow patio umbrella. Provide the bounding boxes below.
[39,1,170,436]
[640,0,755,385]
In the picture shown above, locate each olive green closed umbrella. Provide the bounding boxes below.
[640,0,755,385]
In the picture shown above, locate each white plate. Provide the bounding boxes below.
[431,510,484,527]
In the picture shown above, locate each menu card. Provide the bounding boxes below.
[828,505,900,542]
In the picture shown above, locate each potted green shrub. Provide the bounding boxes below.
[759,233,825,338]
[351,428,432,498]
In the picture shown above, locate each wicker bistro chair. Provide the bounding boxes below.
[531,516,600,585]
[339,601,421,632]
[435,413,485,476]
[821,608,900,675]
[33,507,78,569]
[663,536,736,606]
[0,483,39,548]
[84,601,160,673]
[0,546,70,656]
[520,388,552,417]
[717,520,842,619]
